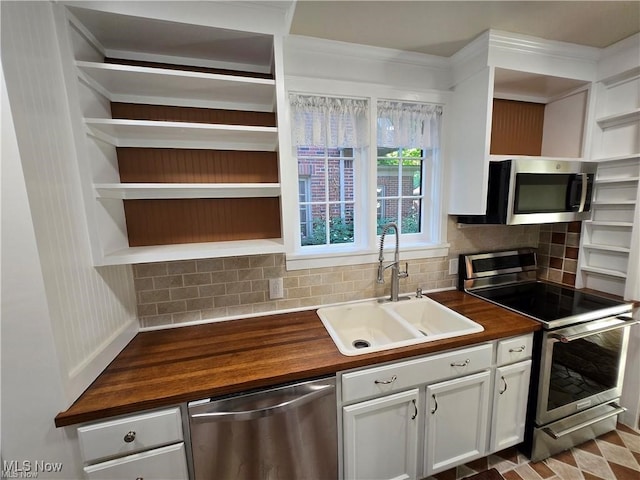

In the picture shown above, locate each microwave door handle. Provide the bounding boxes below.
[577,173,588,212]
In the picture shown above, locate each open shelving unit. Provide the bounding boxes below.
[576,70,640,296]
[61,7,284,265]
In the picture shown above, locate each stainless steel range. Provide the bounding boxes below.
[459,248,637,461]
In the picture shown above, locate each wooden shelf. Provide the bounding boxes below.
[95,183,280,200]
[77,61,276,112]
[596,108,640,128]
[100,239,285,266]
[585,220,634,228]
[580,266,628,279]
[582,243,631,254]
[594,176,640,184]
[489,154,584,162]
[591,200,637,206]
[592,153,640,163]
[85,119,278,151]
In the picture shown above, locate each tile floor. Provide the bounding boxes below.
[426,423,640,480]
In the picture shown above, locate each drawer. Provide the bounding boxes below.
[84,443,188,480]
[341,344,493,403]
[496,334,534,365]
[78,407,183,464]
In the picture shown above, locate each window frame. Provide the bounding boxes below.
[283,81,449,271]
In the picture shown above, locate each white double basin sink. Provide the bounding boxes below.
[317,296,484,356]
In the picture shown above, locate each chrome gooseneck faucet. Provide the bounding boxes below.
[377,222,409,302]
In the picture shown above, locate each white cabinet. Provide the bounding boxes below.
[338,334,534,480]
[77,407,188,480]
[489,360,532,452]
[343,389,419,480]
[424,371,491,476]
[57,5,285,265]
[577,69,640,297]
[448,32,596,216]
[84,443,188,480]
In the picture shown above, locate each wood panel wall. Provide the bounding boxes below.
[124,198,282,246]
[117,148,278,183]
[111,102,276,126]
[490,99,545,155]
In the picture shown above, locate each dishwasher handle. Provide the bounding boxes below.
[190,383,334,422]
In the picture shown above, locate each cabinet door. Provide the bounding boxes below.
[424,371,490,476]
[343,389,419,480]
[489,360,532,453]
[84,443,188,480]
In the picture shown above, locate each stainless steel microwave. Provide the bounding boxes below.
[458,158,597,225]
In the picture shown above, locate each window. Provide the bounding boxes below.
[376,147,424,234]
[289,95,368,248]
[288,93,443,268]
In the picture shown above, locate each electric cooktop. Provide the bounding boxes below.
[459,249,633,329]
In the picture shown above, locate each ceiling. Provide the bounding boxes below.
[289,1,640,57]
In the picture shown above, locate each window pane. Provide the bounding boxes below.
[377,198,398,234]
[329,203,355,244]
[402,158,423,196]
[301,205,327,246]
[328,155,354,202]
[402,198,421,234]
[377,155,399,196]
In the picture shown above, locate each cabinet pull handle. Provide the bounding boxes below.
[374,375,397,385]
[450,359,470,367]
[499,376,508,395]
[509,345,526,353]
[123,431,136,443]
[431,394,438,414]
[411,399,418,420]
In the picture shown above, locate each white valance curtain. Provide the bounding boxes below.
[377,101,442,148]
[289,94,369,148]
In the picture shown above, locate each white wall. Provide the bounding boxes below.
[1,64,83,479]
[1,1,137,407]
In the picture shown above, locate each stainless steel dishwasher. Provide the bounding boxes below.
[188,376,337,480]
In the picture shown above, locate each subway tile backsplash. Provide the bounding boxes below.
[135,218,542,328]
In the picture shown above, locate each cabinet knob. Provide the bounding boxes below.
[123,431,136,443]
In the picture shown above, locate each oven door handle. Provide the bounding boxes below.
[550,318,639,343]
[543,403,626,439]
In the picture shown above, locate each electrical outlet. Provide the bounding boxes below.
[269,277,284,299]
[449,258,459,275]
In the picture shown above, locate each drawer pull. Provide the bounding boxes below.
[499,376,508,395]
[509,345,526,353]
[450,359,470,367]
[374,375,397,385]
[123,431,136,443]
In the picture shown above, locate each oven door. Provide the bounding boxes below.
[535,315,638,426]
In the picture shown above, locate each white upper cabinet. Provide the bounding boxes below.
[448,31,598,216]
[55,3,290,265]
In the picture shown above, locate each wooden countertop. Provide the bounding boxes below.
[55,290,541,427]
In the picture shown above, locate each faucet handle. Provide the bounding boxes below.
[416,287,423,298]
[399,262,409,279]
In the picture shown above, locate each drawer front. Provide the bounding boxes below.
[78,407,183,464]
[496,334,534,366]
[341,344,493,403]
[84,443,188,480]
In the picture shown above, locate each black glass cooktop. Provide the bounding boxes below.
[472,281,626,326]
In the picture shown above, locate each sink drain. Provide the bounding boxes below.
[352,339,371,349]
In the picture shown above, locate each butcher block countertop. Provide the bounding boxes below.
[55,290,541,427]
